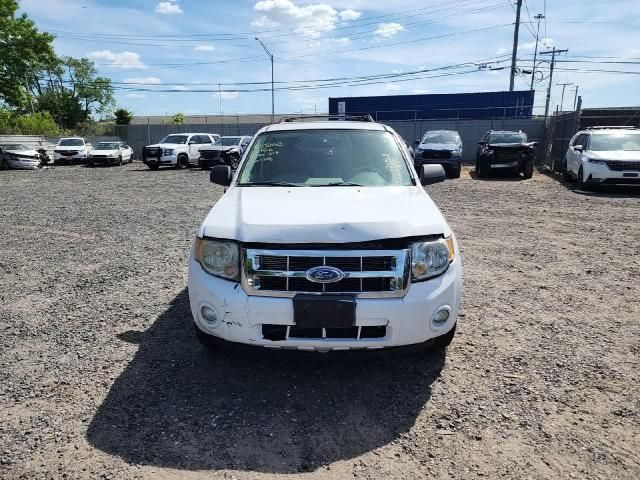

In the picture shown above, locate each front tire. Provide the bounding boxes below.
[176,154,188,169]
[577,165,590,190]
[562,158,572,181]
[117,155,123,166]
[1,158,9,170]
[522,159,534,179]
[194,323,217,350]
[448,164,461,179]
[148,164,159,171]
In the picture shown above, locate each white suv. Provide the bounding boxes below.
[187,118,463,353]
[54,137,93,165]
[563,126,640,187]
[142,133,220,170]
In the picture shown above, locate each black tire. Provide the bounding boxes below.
[88,161,95,168]
[229,154,240,170]
[1,158,9,170]
[435,323,456,349]
[476,160,488,178]
[176,154,188,169]
[117,155,123,166]
[522,159,534,179]
[194,323,217,350]
[200,163,210,170]
[562,158,572,182]
[449,165,461,179]
[148,164,159,171]
[577,165,591,190]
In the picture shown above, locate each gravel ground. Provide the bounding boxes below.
[1,163,639,479]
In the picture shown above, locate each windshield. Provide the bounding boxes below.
[489,133,527,143]
[160,134,188,144]
[1,144,28,150]
[216,137,242,146]
[590,133,640,151]
[96,142,120,150]
[58,139,84,146]
[237,129,413,187]
[423,131,459,144]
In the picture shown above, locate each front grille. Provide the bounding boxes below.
[606,161,640,171]
[261,324,387,341]
[244,248,409,298]
[143,147,160,159]
[421,149,452,160]
[91,155,109,159]
[200,150,222,160]
[57,150,78,156]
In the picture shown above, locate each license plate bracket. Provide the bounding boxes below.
[293,294,356,328]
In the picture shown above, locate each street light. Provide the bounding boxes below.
[255,37,274,123]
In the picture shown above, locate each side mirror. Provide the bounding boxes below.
[210,165,232,186]
[420,164,446,186]
[572,145,583,152]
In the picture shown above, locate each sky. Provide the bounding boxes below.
[18,0,640,117]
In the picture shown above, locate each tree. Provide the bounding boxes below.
[172,112,186,124]
[0,0,57,110]
[114,108,133,125]
[0,108,60,135]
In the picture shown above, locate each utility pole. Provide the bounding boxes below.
[509,0,523,91]
[255,37,274,123]
[572,85,579,110]
[557,82,573,112]
[540,48,568,120]
[530,13,545,90]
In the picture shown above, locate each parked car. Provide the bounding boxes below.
[188,118,462,353]
[88,141,134,167]
[563,126,640,188]
[54,137,93,165]
[0,143,42,170]
[414,130,463,178]
[142,133,220,170]
[475,130,536,179]
[198,136,253,170]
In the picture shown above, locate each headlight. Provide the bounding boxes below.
[164,148,174,155]
[452,149,461,156]
[587,158,606,165]
[194,238,239,281]
[411,237,455,281]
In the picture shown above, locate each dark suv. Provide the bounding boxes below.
[476,130,536,179]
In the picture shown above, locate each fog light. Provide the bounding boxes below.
[433,307,450,325]
[200,305,219,325]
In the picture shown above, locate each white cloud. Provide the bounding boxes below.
[338,9,361,21]
[171,85,190,91]
[374,22,404,39]
[391,69,403,74]
[124,77,161,84]
[125,93,146,98]
[520,37,554,50]
[194,44,215,51]
[332,37,350,46]
[213,91,240,100]
[411,88,430,94]
[495,47,508,55]
[88,50,145,69]
[155,1,183,14]
[252,0,360,39]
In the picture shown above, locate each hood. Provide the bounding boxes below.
[5,148,39,157]
[200,144,238,152]
[146,143,183,149]
[586,150,640,161]
[199,186,450,244]
[91,149,119,156]
[56,145,85,151]
[418,142,459,151]
[487,142,534,149]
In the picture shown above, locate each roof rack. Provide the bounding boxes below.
[280,114,374,123]
[585,126,639,130]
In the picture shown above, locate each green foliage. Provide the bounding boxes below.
[36,88,86,129]
[0,0,57,110]
[114,108,133,125]
[0,108,60,135]
[172,113,186,125]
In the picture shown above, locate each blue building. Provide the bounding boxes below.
[329,90,535,121]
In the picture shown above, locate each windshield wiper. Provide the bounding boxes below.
[237,181,302,187]
[311,181,364,187]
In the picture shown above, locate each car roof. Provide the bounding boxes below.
[583,129,640,134]
[488,130,523,134]
[425,130,459,134]
[59,137,84,140]
[263,121,387,133]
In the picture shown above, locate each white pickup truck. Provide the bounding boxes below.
[142,133,220,170]
[188,117,462,353]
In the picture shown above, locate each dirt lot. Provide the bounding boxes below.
[1,164,639,479]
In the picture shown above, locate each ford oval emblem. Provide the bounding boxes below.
[305,266,344,284]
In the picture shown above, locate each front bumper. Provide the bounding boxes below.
[7,158,40,169]
[585,163,640,185]
[187,254,462,352]
[89,156,117,165]
[143,154,177,166]
[54,153,88,163]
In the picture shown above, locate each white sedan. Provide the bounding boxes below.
[88,141,134,167]
[0,143,42,170]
